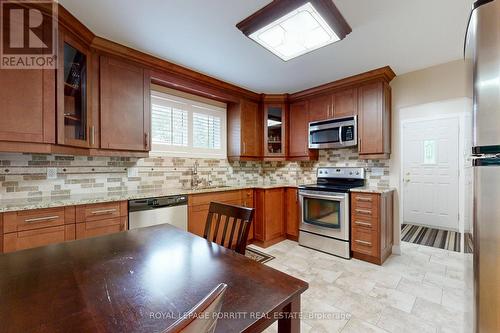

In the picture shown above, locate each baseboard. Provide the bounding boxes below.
[392,244,401,255]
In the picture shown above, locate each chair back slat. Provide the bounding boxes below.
[203,202,254,255]
[203,212,214,239]
[219,215,231,247]
[212,213,222,242]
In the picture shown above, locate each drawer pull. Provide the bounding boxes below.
[24,216,59,223]
[356,197,372,202]
[355,221,372,227]
[355,209,372,215]
[355,240,372,247]
[91,209,117,215]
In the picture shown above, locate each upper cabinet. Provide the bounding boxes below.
[308,94,332,122]
[99,56,151,152]
[357,82,391,159]
[227,99,263,160]
[263,103,286,159]
[288,101,318,161]
[333,88,358,118]
[57,28,92,148]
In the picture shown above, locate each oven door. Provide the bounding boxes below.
[299,191,349,240]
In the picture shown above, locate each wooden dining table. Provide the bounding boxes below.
[0,224,308,333]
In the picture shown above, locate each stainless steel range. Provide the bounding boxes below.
[298,167,365,259]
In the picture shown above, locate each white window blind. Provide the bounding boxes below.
[151,91,227,158]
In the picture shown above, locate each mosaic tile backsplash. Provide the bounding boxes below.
[0,149,390,199]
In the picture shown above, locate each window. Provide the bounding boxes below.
[151,91,227,158]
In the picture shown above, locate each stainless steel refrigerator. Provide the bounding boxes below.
[466,0,500,331]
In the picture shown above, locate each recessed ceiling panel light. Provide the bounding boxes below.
[237,0,351,61]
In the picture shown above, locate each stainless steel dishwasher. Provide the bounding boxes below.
[128,195,188,231]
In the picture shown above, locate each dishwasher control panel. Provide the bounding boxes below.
[129,195,188,212]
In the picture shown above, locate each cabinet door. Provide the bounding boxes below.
[264,103,286,158]
[308,94,332,122]
[289,101,317,159]
[285,188,299,238]
[241,100,262,157]
[264,188,285,241]
[333,88,357,118]
[0,69,55,144]
[57,30,91,148]
[358,82,390,156]
[100,56,151,151]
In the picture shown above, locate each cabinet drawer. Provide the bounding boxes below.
[3,207,74,234]
[351,217,379,231]
[76,202,126,222]
[76,216,127,239]
[352,227,379,257]
[189,191,241,206]
[3,225,75,253]
[352,193,378,210]
[241,189,254,207]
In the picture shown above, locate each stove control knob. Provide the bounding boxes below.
[356,172,360,175]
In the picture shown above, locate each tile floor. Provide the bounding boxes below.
[250,241,473,333]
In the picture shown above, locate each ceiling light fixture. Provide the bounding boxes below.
[237,0,351,61]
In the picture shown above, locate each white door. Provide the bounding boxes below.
[402,117,460,230]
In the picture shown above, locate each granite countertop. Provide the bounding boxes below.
[0,183,299,213]
[351,186,395,194]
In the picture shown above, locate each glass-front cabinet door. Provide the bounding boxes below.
[264,104,286,158]
[57,31,91,147]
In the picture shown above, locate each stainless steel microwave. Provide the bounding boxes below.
[309,116,357,149]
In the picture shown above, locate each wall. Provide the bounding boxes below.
[390,59,473,251]
[0,149,390,201]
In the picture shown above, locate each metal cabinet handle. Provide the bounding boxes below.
[144,132,150,150]
[356,197,372,202]
[355,240,372,247]
[355,209,372,215]
[355,221,372,227]
[91,209,117,215]
[25,216,59,223]
[90,126,95,146]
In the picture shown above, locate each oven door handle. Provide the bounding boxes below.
[299,193,346,201]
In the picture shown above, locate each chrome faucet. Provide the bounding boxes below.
[191,161,203,189]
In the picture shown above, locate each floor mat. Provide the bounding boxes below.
[401,223,461,252]
[245,247,275,263]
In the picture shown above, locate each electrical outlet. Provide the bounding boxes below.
[127,167,139,178]
[47,167,58,179]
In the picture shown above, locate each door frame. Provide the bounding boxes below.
[399,113,465,237]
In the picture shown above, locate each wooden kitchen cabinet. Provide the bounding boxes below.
[0,68,55,146]
[188,190,254,241]
[308,94,333,122]
[285,188,300,240]
[288,101,318,161]
[333,88,357,118]
[2,207,76,253]
[227,99,263,160]
[75,201,128,239]
[57,27,93,148]
[100,56,151,152]
[350,191,394,265]
[263,103,287,159]
[254,188,286,247]
[357,82,391,159]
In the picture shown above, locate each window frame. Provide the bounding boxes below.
[150,90,227,158]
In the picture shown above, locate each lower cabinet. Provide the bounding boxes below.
[75,202,128,239]
[2,207,76,253]
[350,191,394,265]
[1,201,128,253]
[188,190,254,241]
[254,188,286,247]
[285,188,300,240]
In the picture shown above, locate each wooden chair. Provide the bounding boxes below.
[162,283,228,333]
[203,202,255,255]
